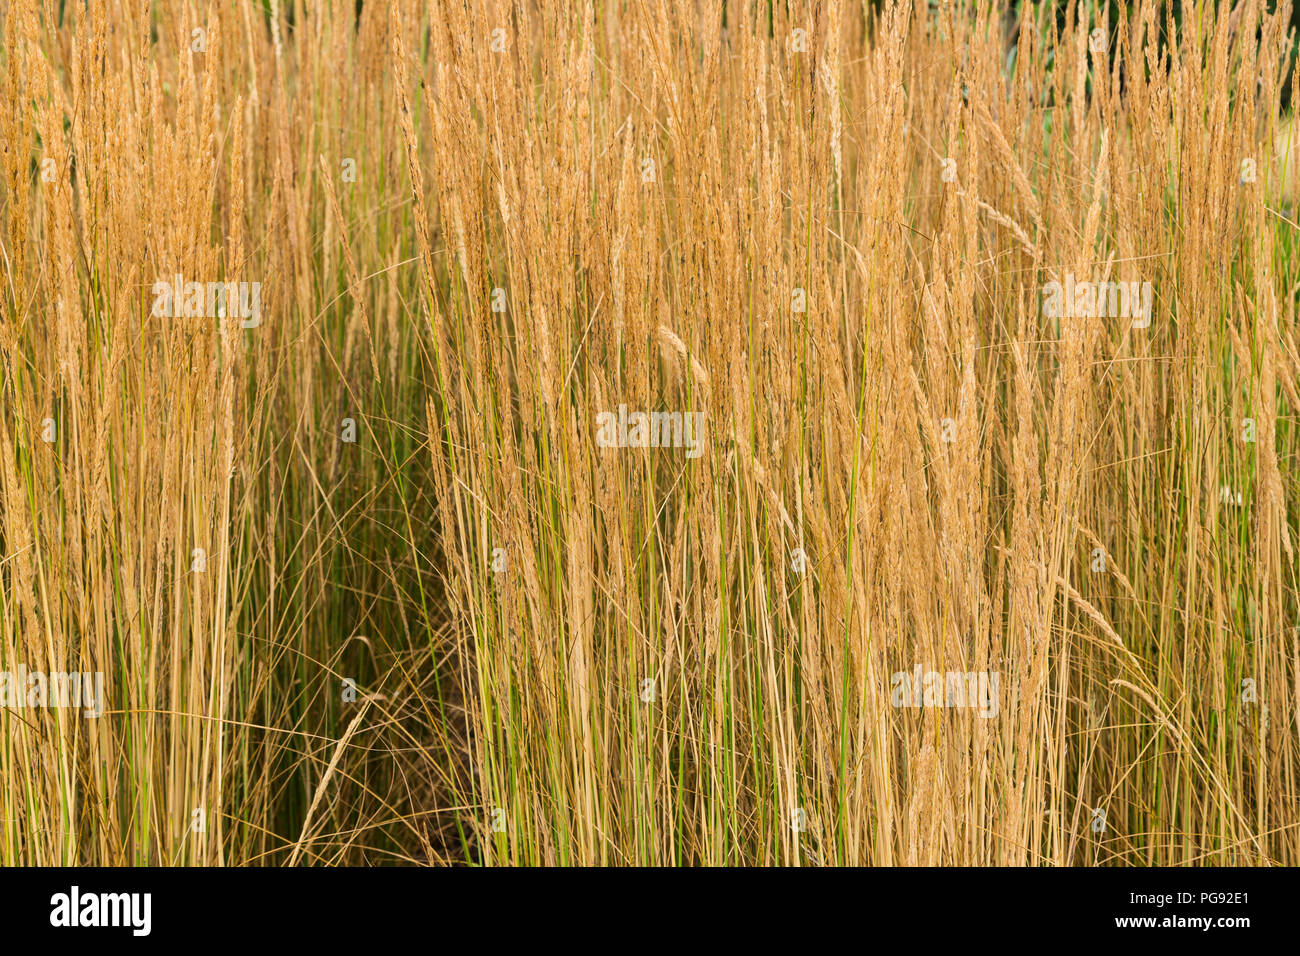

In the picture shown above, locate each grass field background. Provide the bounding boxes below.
[1,0,1298,865]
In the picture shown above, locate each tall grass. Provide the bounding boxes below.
[0,0,1297,866]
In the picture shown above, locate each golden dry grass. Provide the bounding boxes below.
[1,0,1298,866]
